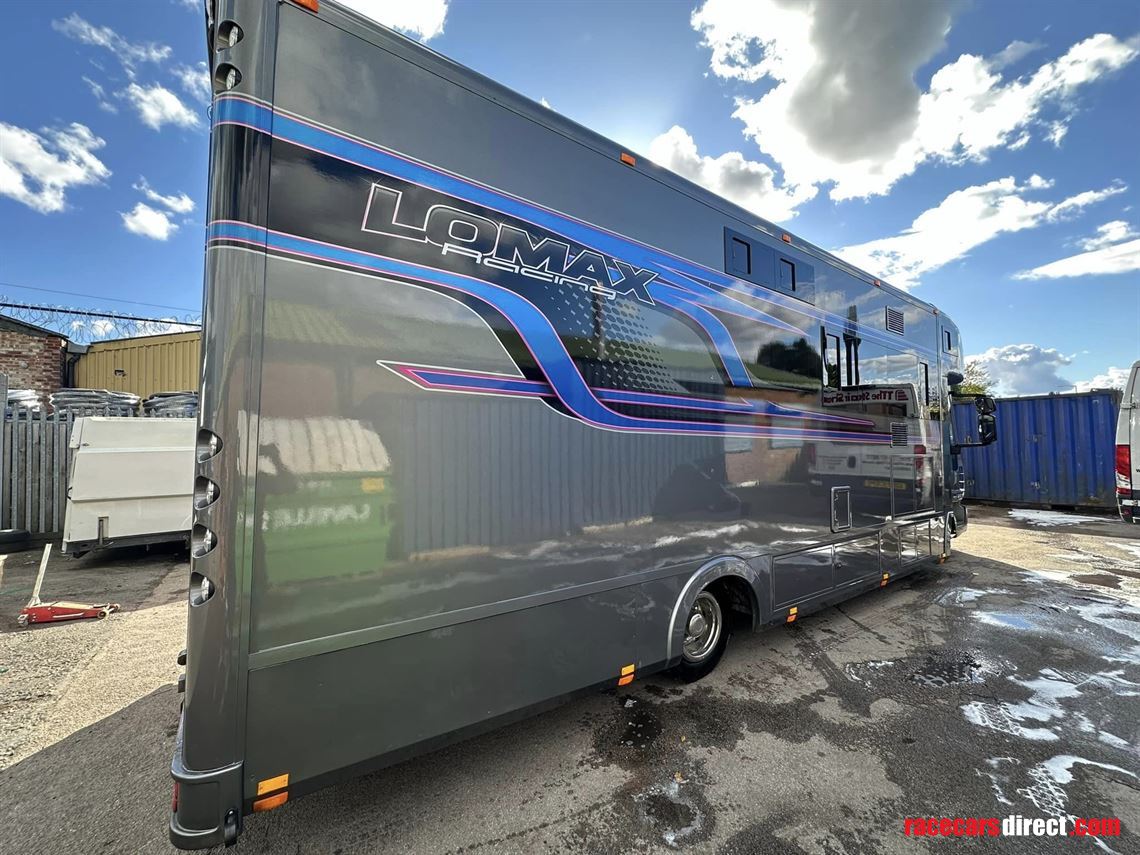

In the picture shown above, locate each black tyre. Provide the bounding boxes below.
[671,588,731,683]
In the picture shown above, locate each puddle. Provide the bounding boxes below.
[619,698,662,749]
[976,612,1036,630]
[633,779,705,848]
[911,654,985,688]
[936,587,991,606]
[1008,509,1100,527]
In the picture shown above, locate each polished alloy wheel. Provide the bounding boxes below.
[682,590,723,663]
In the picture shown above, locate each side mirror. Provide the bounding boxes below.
[946,370,964,387]
[952,397,999,452]
[978,413,996,445]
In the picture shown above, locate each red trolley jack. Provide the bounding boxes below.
[16,544,120,627]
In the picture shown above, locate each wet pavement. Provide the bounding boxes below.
[0,508,1138,854]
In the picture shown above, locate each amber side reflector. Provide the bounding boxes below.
[880,573,890,588]
[257,773,289,796]
[290,0,319,11]
[618,663,635,686]
[253,792,289,813]
[620,152,636,166]
[786,606,798,623]
[781,233,792,243]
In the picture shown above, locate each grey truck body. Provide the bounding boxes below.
[172,0,974,846]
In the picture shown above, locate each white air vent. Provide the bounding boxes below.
[891,422,909,447]
[885,306,905,335]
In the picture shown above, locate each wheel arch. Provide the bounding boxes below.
[665,556,767,663]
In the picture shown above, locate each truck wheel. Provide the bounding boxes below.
[671,588,729,683]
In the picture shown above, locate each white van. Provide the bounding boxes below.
[62,417,195,555]
[1118,361,1140,523]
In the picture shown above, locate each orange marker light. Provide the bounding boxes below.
[786,606,798,623]
[618,663,635,685]
[620,152,636,166]
[253,792,289,812]
[291,0,319,11]
[257,773,289,796]
[880,573,890,587]
[781,233,792,243]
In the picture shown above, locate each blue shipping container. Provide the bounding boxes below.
[951,390,1122,509]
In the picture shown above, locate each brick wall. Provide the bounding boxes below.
[0,331,65,405]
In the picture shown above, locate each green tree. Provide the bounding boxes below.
[956,360,994,395]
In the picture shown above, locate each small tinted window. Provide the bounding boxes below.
[779,259,796,292]
[730,237,751,275]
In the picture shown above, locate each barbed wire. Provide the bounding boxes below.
[0,299,202,344]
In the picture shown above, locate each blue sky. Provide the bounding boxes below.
[1,0,1137,393]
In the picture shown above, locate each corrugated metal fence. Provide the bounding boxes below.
[73,331,201,399]
[952,390,1121,509]
[1,411,75,535]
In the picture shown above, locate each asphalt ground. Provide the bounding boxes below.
[0,506,1137,854]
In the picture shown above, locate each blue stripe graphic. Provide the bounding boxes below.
[210,222,886,443]
[393,364,871,426]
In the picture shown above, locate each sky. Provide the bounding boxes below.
[1,0,1137,395]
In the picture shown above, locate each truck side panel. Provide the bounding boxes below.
[175,1,956,846]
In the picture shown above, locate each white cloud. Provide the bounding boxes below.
[172,62,212,105]
[121,82,201,130]
[133,177,195,214]
[991,39,1044,69]
[691,0,1140,203]
[0,122,110,213]
[1080,220,1140,250]
[648,125,816,221]
[1013,217,1140,280]
[52,13,171,77]
[90,319,116,339]
[1014,237,1140,280]
[835,177,1125,289]
[1046,182,1127,221]
[967,344,1074,395]
[122,202,178,240]
[335,0,449,41]
[1074,366,1131,392]
[82,76,118,113]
